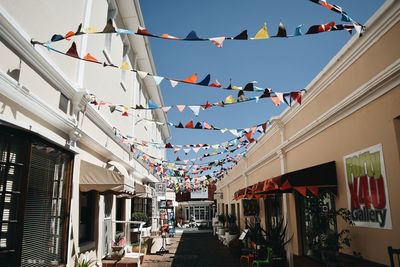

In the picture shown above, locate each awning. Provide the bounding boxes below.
[233,161,337,200]
[134,183,153,198]
[80,160,134,195]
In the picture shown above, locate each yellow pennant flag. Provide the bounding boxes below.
[225,95,236,104]
[120,61,130,71]
[84,26,99,33]
[254,23,269,39]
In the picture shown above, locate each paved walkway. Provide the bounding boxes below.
[142,230,241,267]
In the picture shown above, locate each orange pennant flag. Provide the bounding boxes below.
[65,31,75,40]
[185,120,194,128]
[83,53,98,62]
[183,73,198,83]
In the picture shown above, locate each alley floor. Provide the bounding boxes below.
[142,230,241,267]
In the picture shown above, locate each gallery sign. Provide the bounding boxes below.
[155,182,166,197]
[343,144,392,229]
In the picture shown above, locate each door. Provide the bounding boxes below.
[0,131,31,266]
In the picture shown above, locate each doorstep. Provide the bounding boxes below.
[102,257,140,267]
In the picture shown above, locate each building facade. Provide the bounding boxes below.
[0,0,170,266]
[216,0,399,266]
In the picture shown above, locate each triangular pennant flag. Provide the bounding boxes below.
[116,28,135,35]
[162,106,172,113]
[291,92,302,105]
[271,96,281,106]
[255,96,260,103]
[153,76,164,85]
[164,143,174,149]
[137,71,148,79]
[83,53,98,62]
[193,147,201,154]
[276,22,287,37]
[120,61,130,71]
[183,148,191,154]
[197,74,210,86]
[233,30,248,40]
[229,129,239,137]
[51,34,64,42]
[202,101,213,109]
[294,24,303,36]
[276,92,284,104]
[243,83,254,91]
[176,123,184,128]
[185,120,194,129]
[245,132,254,141]
[294,186,308,197]
[353,23,363,34]
[160,33,179,40]
[203,122,212,129]
[209,37,225,48]
[84,26,99,33]
[170,80,179,88]
[183,73,198,83]
[176,157,181,161]
[148,100,159,109]
[102,19,116,33]
[306,21,336,35]
[253,23,269,39]
[174,147,181,154]
[209,80,222,88]
[260,88,271,98]
[261,122,267,133]
[184,30,202,40]
[176,105,186,112]
[109,105,116,113]
[237,90,247,102]
[66,42,79,58]
[65,31,75,40]
[122,106,129,117]
[307,186,319,197]
[225,95,236,104]
[137,26,153,36]
[188,106,201,116]
[341,13,351,22]
[283,93,291,106]
[194,122,203,129]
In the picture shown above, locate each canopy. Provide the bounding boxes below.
[234,161,337,200]
[80,160,135,195]
[134,183,153,198]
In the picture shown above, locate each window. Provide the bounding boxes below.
[58,93,69,114]
[0,128,73,266]
[79,191,96,246]
[265,194,283,227]
[116,198,125,232]
[236,203,241,229]
[184,206,210,221]
[297,191,337,260]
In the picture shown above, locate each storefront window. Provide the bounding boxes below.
[185,206,211,221]
[265,194,283,227]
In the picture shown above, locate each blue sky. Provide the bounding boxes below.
[140,0,384,164]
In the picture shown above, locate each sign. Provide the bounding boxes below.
[155,182,166,197]
[239,229,249,241]
[343,144,392,229]
[191,189,208,199]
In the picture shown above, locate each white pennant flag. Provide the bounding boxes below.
[229,129,239,137]
[353,23,363,34]
[276,92,284,104]
[162,106,172,113]
[220,128,228,133]
[183,148,191,154]
[153,76,164,85]
[192,147,201,153]
[255,96,260,103]
[209,37,225,48]
[137,71,148,79]
[188,106,201,116]
[176,105,186,112]
[170,80,179,88]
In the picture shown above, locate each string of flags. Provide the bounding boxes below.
[41,0,363,49]
[89,89,304,117]
[32,39,308,96]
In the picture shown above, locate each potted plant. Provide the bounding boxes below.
[246,216,266,246]
[75,256,95,267]
[111,234,126,260]
[227,214,239,235]
[218,214,226,227]
[265,216,292,267]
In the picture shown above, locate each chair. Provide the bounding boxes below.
[240,252,256,267]
[388,246,400,267]
[252,247,273,267]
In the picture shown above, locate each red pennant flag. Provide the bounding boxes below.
[261,122,267,133]
[291,92,302,105]
[185,120,194,128]
[307,186,319,196]
[121,111,129,116]
[202,101,212,110]
[294,187,308,197]
[245,132,254,142]
[183,73,198,83]
[66,42,79,58]
[137,26,152,36]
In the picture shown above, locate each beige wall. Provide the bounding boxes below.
[216,2,400,265]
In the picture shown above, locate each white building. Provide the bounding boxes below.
[0,0,170,265]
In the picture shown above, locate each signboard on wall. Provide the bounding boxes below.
[190,188,208,199]
[343,144,392,229]
[155,182,166,197]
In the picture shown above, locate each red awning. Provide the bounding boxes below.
[233,161,337,199]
